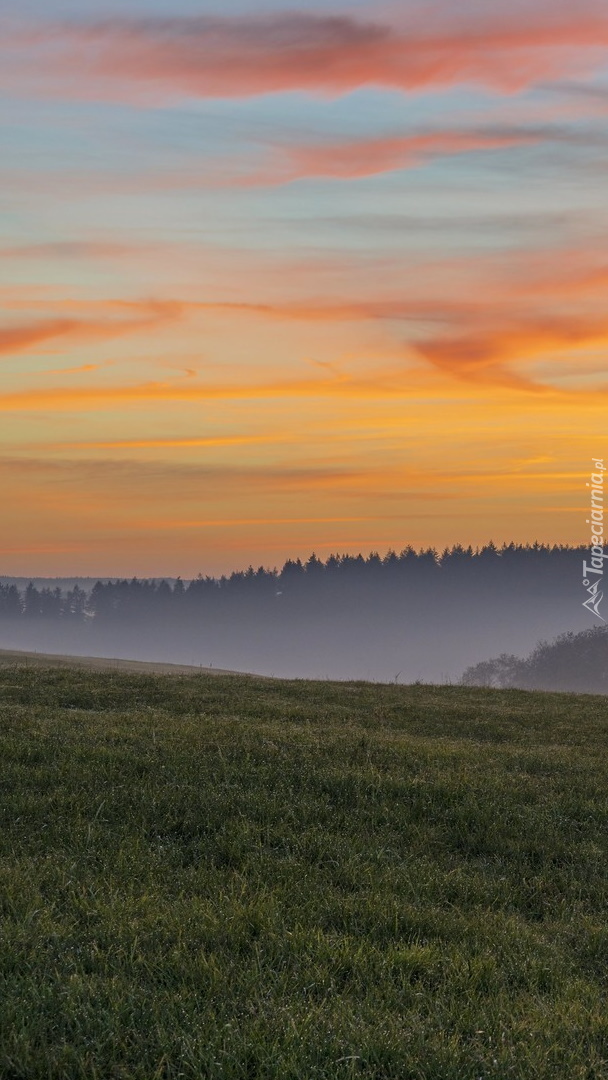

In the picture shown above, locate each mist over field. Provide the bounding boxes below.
[0,544,595,683]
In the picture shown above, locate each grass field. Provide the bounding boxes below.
[1,664,607,1078]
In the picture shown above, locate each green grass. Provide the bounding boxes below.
[1,666,608,1079]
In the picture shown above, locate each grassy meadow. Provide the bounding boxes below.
[1,662,607,1078]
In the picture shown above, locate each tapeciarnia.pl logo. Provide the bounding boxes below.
[582,458,606,621]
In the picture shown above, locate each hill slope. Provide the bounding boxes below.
[1,667,607,1079]
[0,647,243,677]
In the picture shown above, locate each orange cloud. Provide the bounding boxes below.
[0,361,591,415]
[240,129,543,185]
[46,364,100,376]
[3,242,608,398]
[416,316,608,385]
[47,434,290,451]
[0,320,80,357]
[7,8,608,102]
[511,257,608,299]
[0,302,182,358]
[0,375,368,412]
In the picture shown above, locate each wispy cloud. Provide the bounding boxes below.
[0,301,182,358]
[0,375,380,412]
[46,434,290,451]
[0,358,595,414]
[0,242,139,260]
[237,128,543,185]
[416,315,608,386]
[0,320,82,357]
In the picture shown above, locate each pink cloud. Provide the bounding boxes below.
[5,6,608,102]
[238,129,543,185]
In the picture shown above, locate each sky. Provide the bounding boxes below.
[1,0,607,577]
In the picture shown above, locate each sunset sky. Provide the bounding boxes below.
[1,0,607,576]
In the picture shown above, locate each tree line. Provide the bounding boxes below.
[0,542,586,620]
[461,625,608,694]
